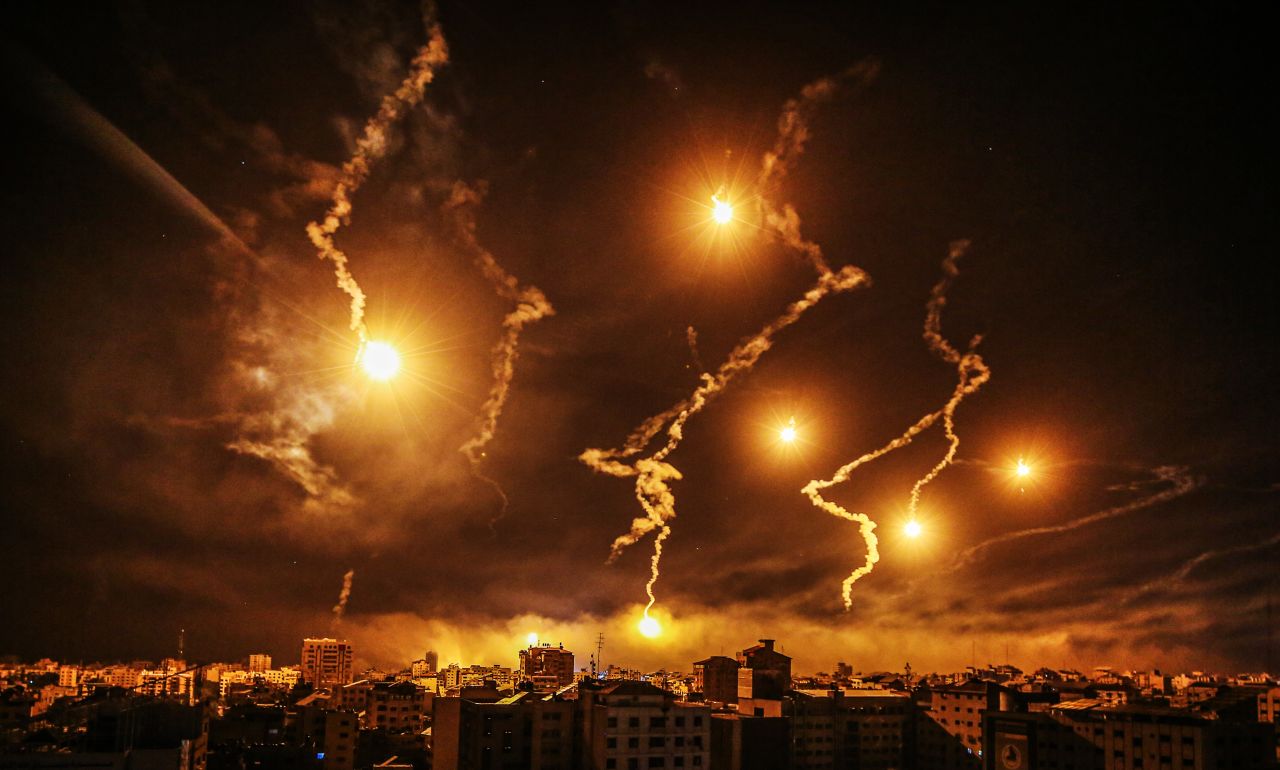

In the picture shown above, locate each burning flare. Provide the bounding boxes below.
[804,242,988,609]
[581,69,876,622]
[359,340,401,381]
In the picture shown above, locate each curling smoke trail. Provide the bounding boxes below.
[581,67,885,622]
[1123,530,1280,604]
[949,465,1202,572]
[904,242,991,515]
[757,60,880,274]
[443,182,554,515]
[306,25,449,348]
[803,243,988,609]
[332,568,355,627]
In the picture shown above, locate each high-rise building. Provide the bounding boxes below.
[425,650,439,673]
[248,653,272,674]
[579,680,711,770]
[693,656,739,705]
[520,644,575,690]
[300,638,355,688]
[432,690,574,769]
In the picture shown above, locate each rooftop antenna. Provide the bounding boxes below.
[595,633,605,678]
[178,628,185,663]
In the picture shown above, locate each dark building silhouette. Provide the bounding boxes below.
[693,657,739,705]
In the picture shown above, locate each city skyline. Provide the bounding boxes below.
[2,1,1275,678]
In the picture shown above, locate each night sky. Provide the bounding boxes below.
[2,2,1274,675]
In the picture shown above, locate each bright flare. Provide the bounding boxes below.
[638,615,662,638]
[780,417,798,444]
[526,632,538,646]
[359,341,401,381]
[1015,459,1032,478]
[712,196,733,224]
[904,520,923,538]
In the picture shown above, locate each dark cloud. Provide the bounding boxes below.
[1,0,1274,677]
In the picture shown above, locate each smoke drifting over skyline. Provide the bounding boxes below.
[1,1,1274,675]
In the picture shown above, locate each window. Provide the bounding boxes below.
[650,737,664,748]
[629,737,639,749]
[675,717,685,728]
[693,717,703,727]
[608,717,618,728]
[651,716,666,728]
[606,761,616,769]
[648,759,665,768]
[630,717,640,728]
[607,738,617,749]
[692,757,702,767]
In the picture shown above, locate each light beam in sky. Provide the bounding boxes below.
[305,25,449,350]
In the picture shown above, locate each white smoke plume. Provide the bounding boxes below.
[757,61,880,274]
[581,66,887,621]
[306,24,450,346]
[443,181,555,511]
[804,242,988,610]
[950,465,1202,572]
[332,568,356,626]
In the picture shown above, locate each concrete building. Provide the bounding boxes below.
[735,640,791,702]
[918,679,1012,769]
[247,653,272,674]
[432,690,574,770]
[579,680,711,770]
[985,698,1278,769]
[301,638,355,688]
[520,644,576,690]
[709,713,789,770]
[692,657,739,705]
[787,689,914,770]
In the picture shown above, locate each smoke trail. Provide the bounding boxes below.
[6,44,252,256]
[305,25,450,346]
[757,61,880,274]
[1123,530,1280,604]
[581,67,883,620]
[949,465,1202,571]
[584,266,868,620]
[686,326,705,374]
[803,243,987,610]
[331,568,355,626]
[443,181,555,514]
[904,242,991,515]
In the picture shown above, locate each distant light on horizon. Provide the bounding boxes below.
[526,632,538,646]
[359,341,402,381]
